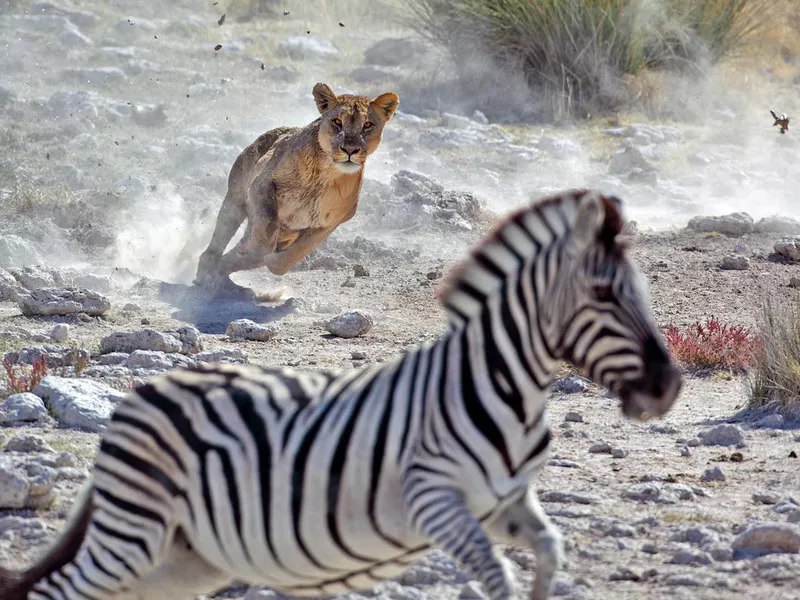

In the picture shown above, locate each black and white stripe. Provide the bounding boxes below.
[18,189,681,600]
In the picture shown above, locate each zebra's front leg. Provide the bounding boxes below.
[405,483,515,600]
[486,487,563,600]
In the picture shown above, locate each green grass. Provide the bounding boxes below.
[47,439,99,461]
[0,179,107,248]
[748,294,800,418]
[3,180,79,216]
[405,0,776,120]
[653,0,773,67]
[0,338,29,356]
[660,510,716,524]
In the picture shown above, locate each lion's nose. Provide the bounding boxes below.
[340,144,361,157]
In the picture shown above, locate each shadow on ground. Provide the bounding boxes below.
[153,281,298,334]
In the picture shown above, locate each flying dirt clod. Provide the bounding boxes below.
[770,110,789,134]
[193,82,400,300]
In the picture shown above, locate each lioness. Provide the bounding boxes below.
[194,82,399,298]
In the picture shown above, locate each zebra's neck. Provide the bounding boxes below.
[433,197,581,425]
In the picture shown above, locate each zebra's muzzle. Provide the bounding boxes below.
[618,339,683,420]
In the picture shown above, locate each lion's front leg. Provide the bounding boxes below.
[263,226,336,276]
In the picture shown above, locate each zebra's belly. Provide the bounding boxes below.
[180,478,430,595]
[247,546,433,596]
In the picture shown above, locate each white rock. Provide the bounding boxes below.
[588,441,612,454]
[18,287,110,317]
[6,435,53,453]
[774,236,800,261]
[98,352,130,365]
[170,326,203,355]
[277,36,339,60]
[539,490,600,505]
[194,348,248,365]
[701,465,726,482]
[8,265,58,290]
[126,350,173,370]
[0,267,25,302]
[756,413,785,428]
[669,525,719,546]
[732,523,800,558]
[0,393,50,424]
[623,482,695,503]
[100,328,181,354]
[609,144,656,175]
[720,255,749,270]
[0,456,56,509]
[688,213,754,236]
[753,490,781,505]
[226,319,278,342]
[34,376,125,432]
[326,311,374,339]
[552,376,590,394]
[754,216,800,235]
[669,548,714,565]
[72,273,113,292]
[49,324,69,342]
[611,447,629,459]
[698,424,744,447]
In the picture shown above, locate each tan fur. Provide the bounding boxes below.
[195,83,399,299]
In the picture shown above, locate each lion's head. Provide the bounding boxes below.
[312,83,399,174]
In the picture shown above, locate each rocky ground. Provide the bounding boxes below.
[1,1,800,599]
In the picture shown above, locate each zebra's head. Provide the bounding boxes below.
[550,191,682,420]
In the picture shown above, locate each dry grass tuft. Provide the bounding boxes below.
[748,295,800,417]
[404,0,782,121]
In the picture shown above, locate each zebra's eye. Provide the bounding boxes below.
[593,284,614,301]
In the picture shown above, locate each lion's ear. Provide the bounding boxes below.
[370,92,399,120]
[312,83,338,114]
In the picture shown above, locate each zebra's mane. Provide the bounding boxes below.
[437,189,624,322]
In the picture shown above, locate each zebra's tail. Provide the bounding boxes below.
[0,484,94,600]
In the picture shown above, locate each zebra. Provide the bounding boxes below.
[0,189,682,600]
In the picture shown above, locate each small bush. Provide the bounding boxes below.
[748,295,800,415]
[405,0,775,120]
[653,0,772,67]
[2,356,48,396]
[0,180,110,248]
[664,316,760,372]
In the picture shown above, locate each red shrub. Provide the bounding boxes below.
[3,355,48,395]
[663,316,761,372]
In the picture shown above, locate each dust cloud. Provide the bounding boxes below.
[1,0,796,285]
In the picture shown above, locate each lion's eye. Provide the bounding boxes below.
[333,118,342,128]
[363,121,373,131]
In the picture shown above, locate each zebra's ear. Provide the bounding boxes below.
[570,192,606,253]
